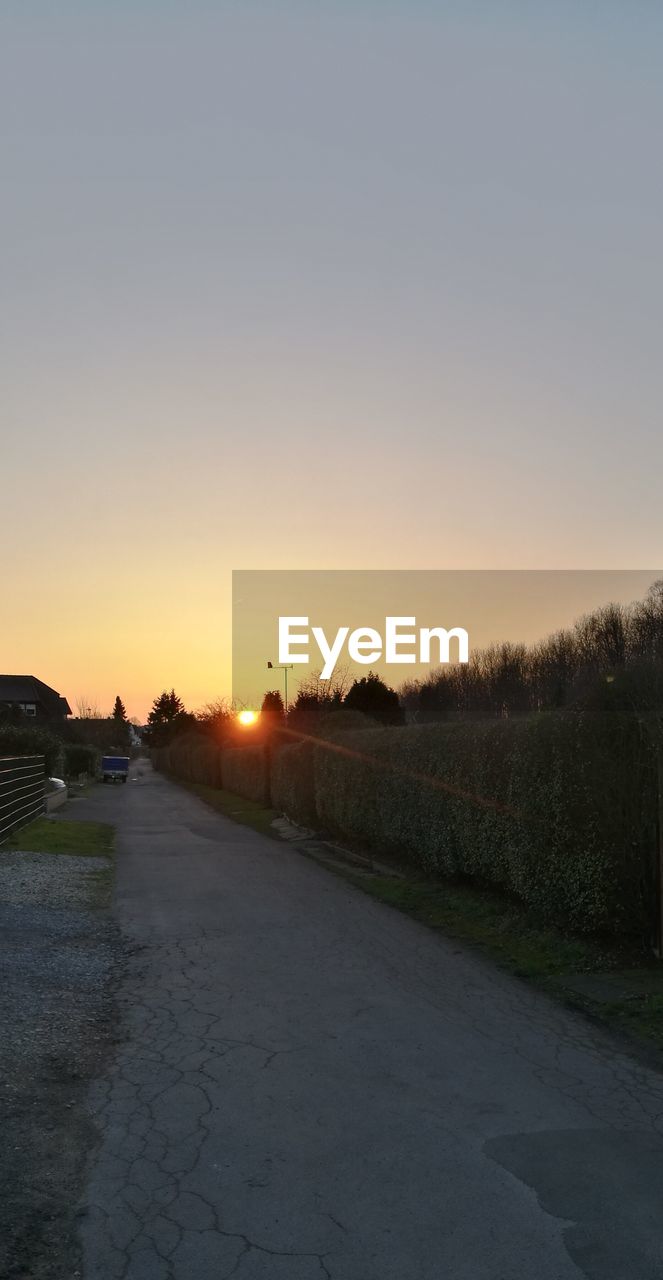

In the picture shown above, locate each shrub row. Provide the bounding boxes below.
[0,725,62,776]
[220,744,268,805]
[153,733,268,805]
[271,742,317,828]
[0,725,130,780]
[311,711,657,936]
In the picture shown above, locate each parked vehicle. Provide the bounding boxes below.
[101,755,130,784]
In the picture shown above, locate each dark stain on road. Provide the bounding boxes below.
[485,1128,663,1280]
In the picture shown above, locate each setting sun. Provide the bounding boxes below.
[236,709,258,727]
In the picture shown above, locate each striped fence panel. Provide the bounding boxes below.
[0,755,45,844]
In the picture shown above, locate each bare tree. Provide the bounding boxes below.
[75,695,102,719]
[401,580,663,724]
[294,664,354,702]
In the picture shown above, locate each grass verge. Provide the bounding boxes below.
[11,818,115,858]
[339,873,616,977]
[601,994,663,1049]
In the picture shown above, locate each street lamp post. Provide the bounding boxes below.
[267,661,294,714]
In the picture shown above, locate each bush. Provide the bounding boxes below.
[63,744,98,778]
[0,725,62,776]
[271,742,316,826]
[312,709,657,937]
[221,745,268,804]
[344,672,404,724]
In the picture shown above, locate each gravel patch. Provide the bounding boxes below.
[0,847,123,1280]
[0,849,110,908]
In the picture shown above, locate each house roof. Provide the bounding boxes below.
[0,675,72,716]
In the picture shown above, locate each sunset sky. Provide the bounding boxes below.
[3,3,662,720]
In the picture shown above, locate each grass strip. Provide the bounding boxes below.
[11,818,115,858]
[322,867,663,1052]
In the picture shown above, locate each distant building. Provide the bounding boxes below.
[0,675,72,722]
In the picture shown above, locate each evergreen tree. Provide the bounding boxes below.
[112,695,127,722]
[260,689,285,725]
[344,672,404,725]
[145,689,194,746]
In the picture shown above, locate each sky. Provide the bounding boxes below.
[2,2,662,720]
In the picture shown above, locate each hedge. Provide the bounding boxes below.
[269,712,371,828]
[312,710,657,936]
[151,737,268,802]
[271,742,316,827]
[220,745,268,804]
[0,725,62,776]
[158,734,222,786]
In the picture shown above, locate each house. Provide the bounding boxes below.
[0,676,72,722]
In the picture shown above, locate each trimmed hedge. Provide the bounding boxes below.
[153,737,268,805]
[0,725,62,776]
[312,710,657,936]
[183,738,222,787]
[271,743,316,827]
[159,734,222,786]
[220,745,268,804]
[270,711,372,827]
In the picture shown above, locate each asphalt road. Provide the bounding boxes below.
[74,760,663,1280]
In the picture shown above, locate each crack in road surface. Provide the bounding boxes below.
[75,762,663,1279]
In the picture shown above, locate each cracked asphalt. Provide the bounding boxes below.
[74,760,663,1279]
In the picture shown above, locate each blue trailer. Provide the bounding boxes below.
[101,755,130,784]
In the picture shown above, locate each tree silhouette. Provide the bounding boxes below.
[344,672,404,725]
[144,689,194,746]
[404,579,663,723]
[261,690,285,726]
[112,695,127,722]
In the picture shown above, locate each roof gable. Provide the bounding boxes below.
[0,675,71,715]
